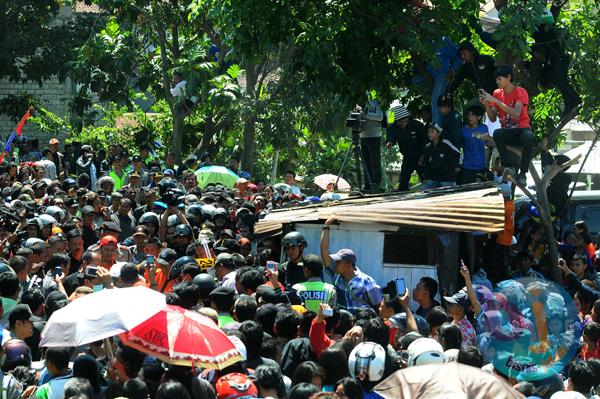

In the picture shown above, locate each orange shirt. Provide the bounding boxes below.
[144,267,175,293]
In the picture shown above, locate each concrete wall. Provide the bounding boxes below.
[0,5,75,145]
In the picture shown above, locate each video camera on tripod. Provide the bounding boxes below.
[345,107,366,131]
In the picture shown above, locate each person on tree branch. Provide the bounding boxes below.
[480,65,534,187]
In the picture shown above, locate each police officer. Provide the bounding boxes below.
[291,254,336,313]
[279,232,308,288]
[209,286,236,328]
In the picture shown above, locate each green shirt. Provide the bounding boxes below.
[292,280,337,313]
[218,313,236,328]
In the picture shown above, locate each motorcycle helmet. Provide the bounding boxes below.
[282,231,307,248]
[348,342,386,382]
[406,338,445,367]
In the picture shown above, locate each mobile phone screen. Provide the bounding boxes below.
[147,255,155,265]
[266,261,279,272]
[395,278,406,297]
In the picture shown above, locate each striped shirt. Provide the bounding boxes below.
[330,269,382,314]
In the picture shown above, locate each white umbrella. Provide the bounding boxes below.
[41,286,166,347]
[313,174,351,192]
[374,363,524,399]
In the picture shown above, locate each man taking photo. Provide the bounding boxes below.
[320,218,382,313]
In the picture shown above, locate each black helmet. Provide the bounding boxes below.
[174,224,193,238]
[212,207,229,221]
[282,231,307,248]
[61,178,78,192]
[139,212,159,226]
[157,178,178,196]
[186,204,204,219]
[1,339,32,372]
[168,256,198,280]
[193,273,218,297]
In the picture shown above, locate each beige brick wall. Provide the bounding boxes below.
[0,76,71,145]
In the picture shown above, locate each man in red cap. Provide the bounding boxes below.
[99,235,118,270]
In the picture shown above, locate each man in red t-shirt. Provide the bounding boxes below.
[480,64,534,186]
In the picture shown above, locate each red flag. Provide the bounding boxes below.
[15,109,32,136]
[0,152,5,165]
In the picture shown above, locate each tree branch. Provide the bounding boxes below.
[172,24,180,60]
[155,23,173,107]
[511,176,542,211]
[541,154,582,189]
[543,105,582,150]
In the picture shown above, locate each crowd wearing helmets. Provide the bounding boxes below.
[0,138,598,399]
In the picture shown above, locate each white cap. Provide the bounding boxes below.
[110,262,128,279]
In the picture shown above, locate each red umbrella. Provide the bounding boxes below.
[120,305,242,369]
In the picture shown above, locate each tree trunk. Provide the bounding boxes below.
[172,111,184,163]
[241,61,257,174]
[193,114,216,155]
[534,177,562,283]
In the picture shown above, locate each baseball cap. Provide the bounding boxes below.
[163,169,175,176]
[81,205,95,215]
[209,286,236,302]
[8,304,36,325]
[443,291,469,309]
[329,249,356,265]
[215,373,258,399]
[219,239,240,253]
[255,285,278,304]
[102,221,122,233]
[132,226,149,237]
[49,138,59,145]
[31,181,47,190]
[220,229,235,239]
[215,253,235,269]
[99,235,118,247]
[156,248,177,267]
[110,261,127,279]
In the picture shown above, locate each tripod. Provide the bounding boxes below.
[335,128,372,192]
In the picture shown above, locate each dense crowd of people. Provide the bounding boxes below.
[0,127,598,399]
[0,1,590,396]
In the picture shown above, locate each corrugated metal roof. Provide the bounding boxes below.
[74,1,102,13]
[259,184,505,234]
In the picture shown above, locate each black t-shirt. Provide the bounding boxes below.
[416,299,440,319]
[69,254,82,275]
[279,258,306,288]
[83,225,100,249]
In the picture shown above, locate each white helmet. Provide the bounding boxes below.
[45,206,65,222]
[38,214,57,228]
[348,342,386,382]
[407,338,445,367]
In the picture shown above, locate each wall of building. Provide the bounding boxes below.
[0,5,76,146]
[0,77,72,145]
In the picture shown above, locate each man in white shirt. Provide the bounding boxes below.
[284,170,302,196]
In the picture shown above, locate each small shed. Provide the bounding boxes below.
[256,184,505,300]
